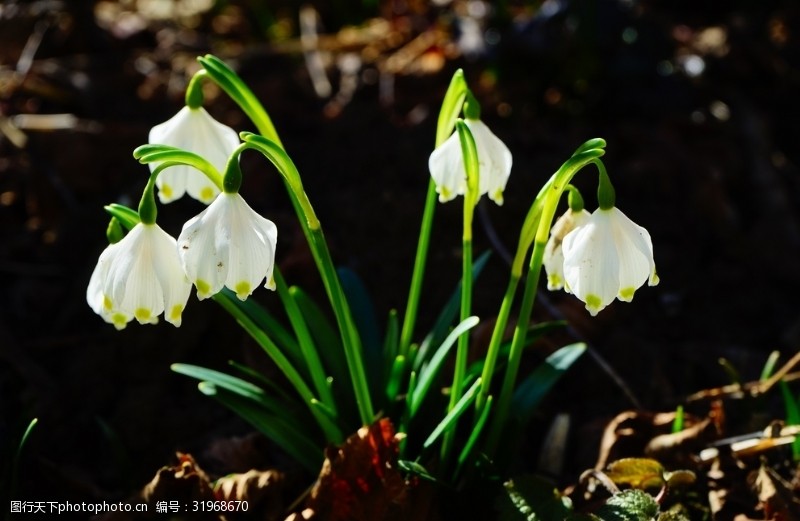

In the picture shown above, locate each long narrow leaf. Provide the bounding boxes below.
[465,321,567,381]
[216,288,306,375]
[274,270,336,413]
[422,378,481,451]
[410,316,480,417]
[414,251,490,372]
[511,343,586,423]
[290,286,348,394]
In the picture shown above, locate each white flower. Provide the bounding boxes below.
[178,192,278,301]
[148,106,240,204]
[86,223,192,329]
[561,207,659,316]
[543,208,591,291]
[428,118,512,205]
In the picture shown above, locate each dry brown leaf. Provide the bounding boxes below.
[213,469,284,521]
[753,465,800,521]
[292,418,410,521]
[95,453,225,521]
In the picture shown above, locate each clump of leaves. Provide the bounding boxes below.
[497,458,695,521]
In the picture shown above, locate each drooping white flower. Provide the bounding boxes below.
[178,192,278,301]
[561,207,659,316]
[86,223,192,329]
[428,118,512,205]
[543,208,591,291]
[148,106,240,204]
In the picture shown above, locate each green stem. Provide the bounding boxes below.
[198,55,283,148]
[212,292,343,443]
[485,144,606,454]
[442,120,479,464]
[274,269,338,415]
[133,145,224,190]
[475,181,550,412]
[185,69,206,109]
[399,70,468,357]
[398,179,437,357]
[242,133,374,426]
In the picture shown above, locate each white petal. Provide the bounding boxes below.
[178,193,278,301]
[606,208,653,301]
[178,197,230,299]
[466,119,512,205]
[428,133,467,203]
[148,106,239,204]
[562,213,619,315]
[224,194,278,300]
[149,225,192,327]
[543,209,591,291]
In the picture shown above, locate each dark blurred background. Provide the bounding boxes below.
[1,0,800,508]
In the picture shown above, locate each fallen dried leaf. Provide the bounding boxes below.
[293,418,410,521]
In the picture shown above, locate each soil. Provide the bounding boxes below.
[2,0,800,518]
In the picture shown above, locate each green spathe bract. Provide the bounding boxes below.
[86,55,658,495]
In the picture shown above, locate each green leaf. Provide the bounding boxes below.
[414,251,490,373]
[410,316,480,417]
[290,286,348,398]
[216,288,307,375]
[496,476,572,521]
[397,460,439,483]
[172,364,287,415]
[595,489,659,521]
[198,382,321,473]
[422,378,481,451]
[511,343,586,423]
[760,350,781,381]
[465,321,567,381]
[779,380,800,460]
[385,355,406,403]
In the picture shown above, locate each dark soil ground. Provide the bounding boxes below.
[2,0,800,518]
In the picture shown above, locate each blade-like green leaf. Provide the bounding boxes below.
[423,377,481,451]
[465,321,567,381]
[511,343,586,423]
[290,286,348,394]
[171,363,289,416]
[760,350,781,381]
[411,316,480,417]
[414,251,490,373]
[216,288,306,375]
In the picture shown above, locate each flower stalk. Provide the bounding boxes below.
[399,69,468,357]
[485,142,607,453]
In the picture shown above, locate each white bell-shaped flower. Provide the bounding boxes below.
[178,192,278,301]
[561,207,658,316]
[543,208,591,291]
[428,118,512,205]
[86,223,192,329]
[148,106,240,204]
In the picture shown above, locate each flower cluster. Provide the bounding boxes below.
[87,110,278,329]
[544,206,659,316]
